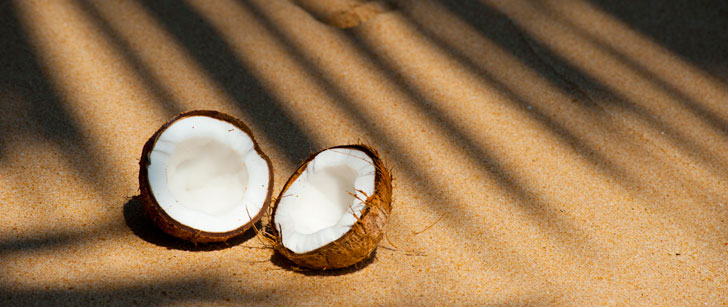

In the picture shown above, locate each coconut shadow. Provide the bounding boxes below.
[123,196,258,251]
[268,248,377,276]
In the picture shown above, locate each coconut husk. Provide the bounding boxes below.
[138,110,273,243]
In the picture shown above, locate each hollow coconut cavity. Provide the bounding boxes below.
[272,145,392,269]
[139,110,273,243]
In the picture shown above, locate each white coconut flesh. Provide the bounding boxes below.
[146,116,270,233]
[275,148,376,254]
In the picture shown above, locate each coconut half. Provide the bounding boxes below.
[138,110,273,243]
[272,145,392,269]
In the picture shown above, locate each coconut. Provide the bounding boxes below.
[271,145,392,269]
[138,110,273,243]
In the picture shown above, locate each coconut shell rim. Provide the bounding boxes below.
[138,110,274,243]
[270,144,392,267]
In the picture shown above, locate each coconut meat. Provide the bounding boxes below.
[275,148,375,253]
[146,116,269,233]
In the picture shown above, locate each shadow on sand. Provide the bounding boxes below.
[123,196,259,251]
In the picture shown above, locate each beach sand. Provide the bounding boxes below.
[1,0,727,305]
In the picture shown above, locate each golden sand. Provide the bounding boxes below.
[1,0,726,305]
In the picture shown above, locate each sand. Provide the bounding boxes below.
[1,0,727,305]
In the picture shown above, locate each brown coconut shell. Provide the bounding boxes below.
[271,144,392,269]
[138,110,273,243]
